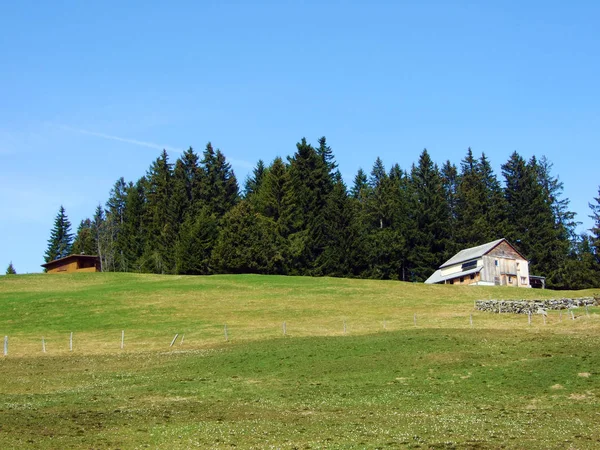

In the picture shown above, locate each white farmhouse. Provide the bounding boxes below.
[425,238,532,287]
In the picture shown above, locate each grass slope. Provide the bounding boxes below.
[0,273,599,448]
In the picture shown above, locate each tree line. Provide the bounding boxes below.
[44,138,600,289]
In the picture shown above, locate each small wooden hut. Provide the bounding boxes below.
[42,254,100,273]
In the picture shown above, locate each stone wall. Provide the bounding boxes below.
[475,297,598,315]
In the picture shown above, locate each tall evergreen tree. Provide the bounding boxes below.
[502,153,560,282]
[72,218,97,256]
[589,186,600,264]
[317,136,338,175]
[282,138,333,273]
[142,150,175,274]
[201,143,239,217]
[93,205,109,272]
[350,168,369,201]
[407,150,451,281]
[174,207,219,275]
[44,205,73,263]
[212,201,285,274]
[315,173,360,277]
[119,179,147,272]
[5,262,16,275]
[244,159,266,198]
[104,177,129,271]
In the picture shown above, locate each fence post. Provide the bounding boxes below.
[170,334,179,347]
[69,332,73,352]
[3,336,7,356]
[224,324,228,341]
[42,337,46,353]
[414,313,417,327]
[470,313,473,327]
[121,330,124,349]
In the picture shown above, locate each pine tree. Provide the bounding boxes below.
[5,262,16,275]
[212,201,285,274]
[93,205,109,272]
[120,179,147,272]
[105,177,129,271]
[244,159,266,198]
[174,207,219,275]
[315,173,357,277]
[44,206,73,263]
[72,219,97,255]
[201,143,239,217]
[317,136,338,175]
[350,168,369,201]
[283,138,333,273]
[142,150,175,274]
[407,150,451,281]
[502,153,559,282]
[589,186,600,265]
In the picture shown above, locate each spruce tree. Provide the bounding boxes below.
[201,144,239,217]
[244,159,266,198]
[142,150,175,273]
[105,177,129,271]
[350,168,369,201]
[119,179,147,272]
[502,153,559,282]
[5,262,16,275]
[589,186,600,265]
[315,173,357,277]
[407,150,451,281]
[174,207,219,275]
[72,219,97,255]
[283,138,333,273]
[211,201,284,274]
[44,206,73,262]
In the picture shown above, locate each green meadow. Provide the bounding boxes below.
[1,273,599,448]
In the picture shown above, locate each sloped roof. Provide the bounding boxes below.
[440,238,506,268]
[41,254,99,268]
[424,266,482,284]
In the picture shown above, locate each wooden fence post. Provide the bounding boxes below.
[224,324,228,341]
[170,334,179,347]
[69,332,73,352]
[121,330,124,349]
[3,336,7,356]
[42,337,46,353]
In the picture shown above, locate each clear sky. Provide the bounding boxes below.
[1,1,599,274]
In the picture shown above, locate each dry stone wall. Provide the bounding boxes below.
[475,297,598,315]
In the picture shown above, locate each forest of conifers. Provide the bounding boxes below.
[45,137,600,289]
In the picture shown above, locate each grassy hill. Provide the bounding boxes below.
[1,273,599,448]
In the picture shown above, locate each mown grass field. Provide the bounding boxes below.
[1,273,599,449]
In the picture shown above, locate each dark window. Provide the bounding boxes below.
[462,260,477,271]
[495,260,499,266]
[470,274,475,280]
[460,277,464,283]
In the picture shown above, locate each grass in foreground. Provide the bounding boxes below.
[0,273,599,448]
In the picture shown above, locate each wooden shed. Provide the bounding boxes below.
[42,254,100,273]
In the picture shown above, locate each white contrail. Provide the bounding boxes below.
[58,125,183,152]
[58,124,254,170]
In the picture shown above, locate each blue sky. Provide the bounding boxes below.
[1,1,599,274]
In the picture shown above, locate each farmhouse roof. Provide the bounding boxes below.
[440,238,511,268]
[41,254,99,268]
